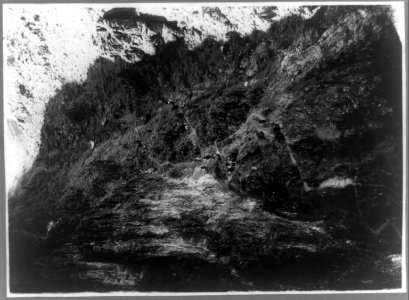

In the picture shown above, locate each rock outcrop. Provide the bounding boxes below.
[8,5,403,292]
[5,4,315,191]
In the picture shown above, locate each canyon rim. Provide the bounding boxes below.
[3,2,407,294]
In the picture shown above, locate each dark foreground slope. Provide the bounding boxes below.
[8,6,403,292]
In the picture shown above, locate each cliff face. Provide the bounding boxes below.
[5,4,314,191]
[7,5,403,292]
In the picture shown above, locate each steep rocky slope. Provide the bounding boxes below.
[4,4,317,191]
[8,5,403,292]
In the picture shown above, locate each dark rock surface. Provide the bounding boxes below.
[8,6,402,292]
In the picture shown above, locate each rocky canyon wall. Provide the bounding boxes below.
[4,4,319,191]
[5,4,404,293]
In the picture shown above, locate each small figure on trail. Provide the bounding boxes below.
[89,140,95,151]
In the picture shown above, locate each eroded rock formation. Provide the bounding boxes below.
[8,6,402,292]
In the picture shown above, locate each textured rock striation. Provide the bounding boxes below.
[8,5,403,292]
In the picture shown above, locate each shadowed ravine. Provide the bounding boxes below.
[8,6,402,292]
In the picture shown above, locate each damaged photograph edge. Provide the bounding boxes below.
[0,0,407,298]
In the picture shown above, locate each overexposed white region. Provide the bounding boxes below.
[3,5,103,191]
[391,2,405,48]
[94,5,310,62]
[114,4,319,49]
